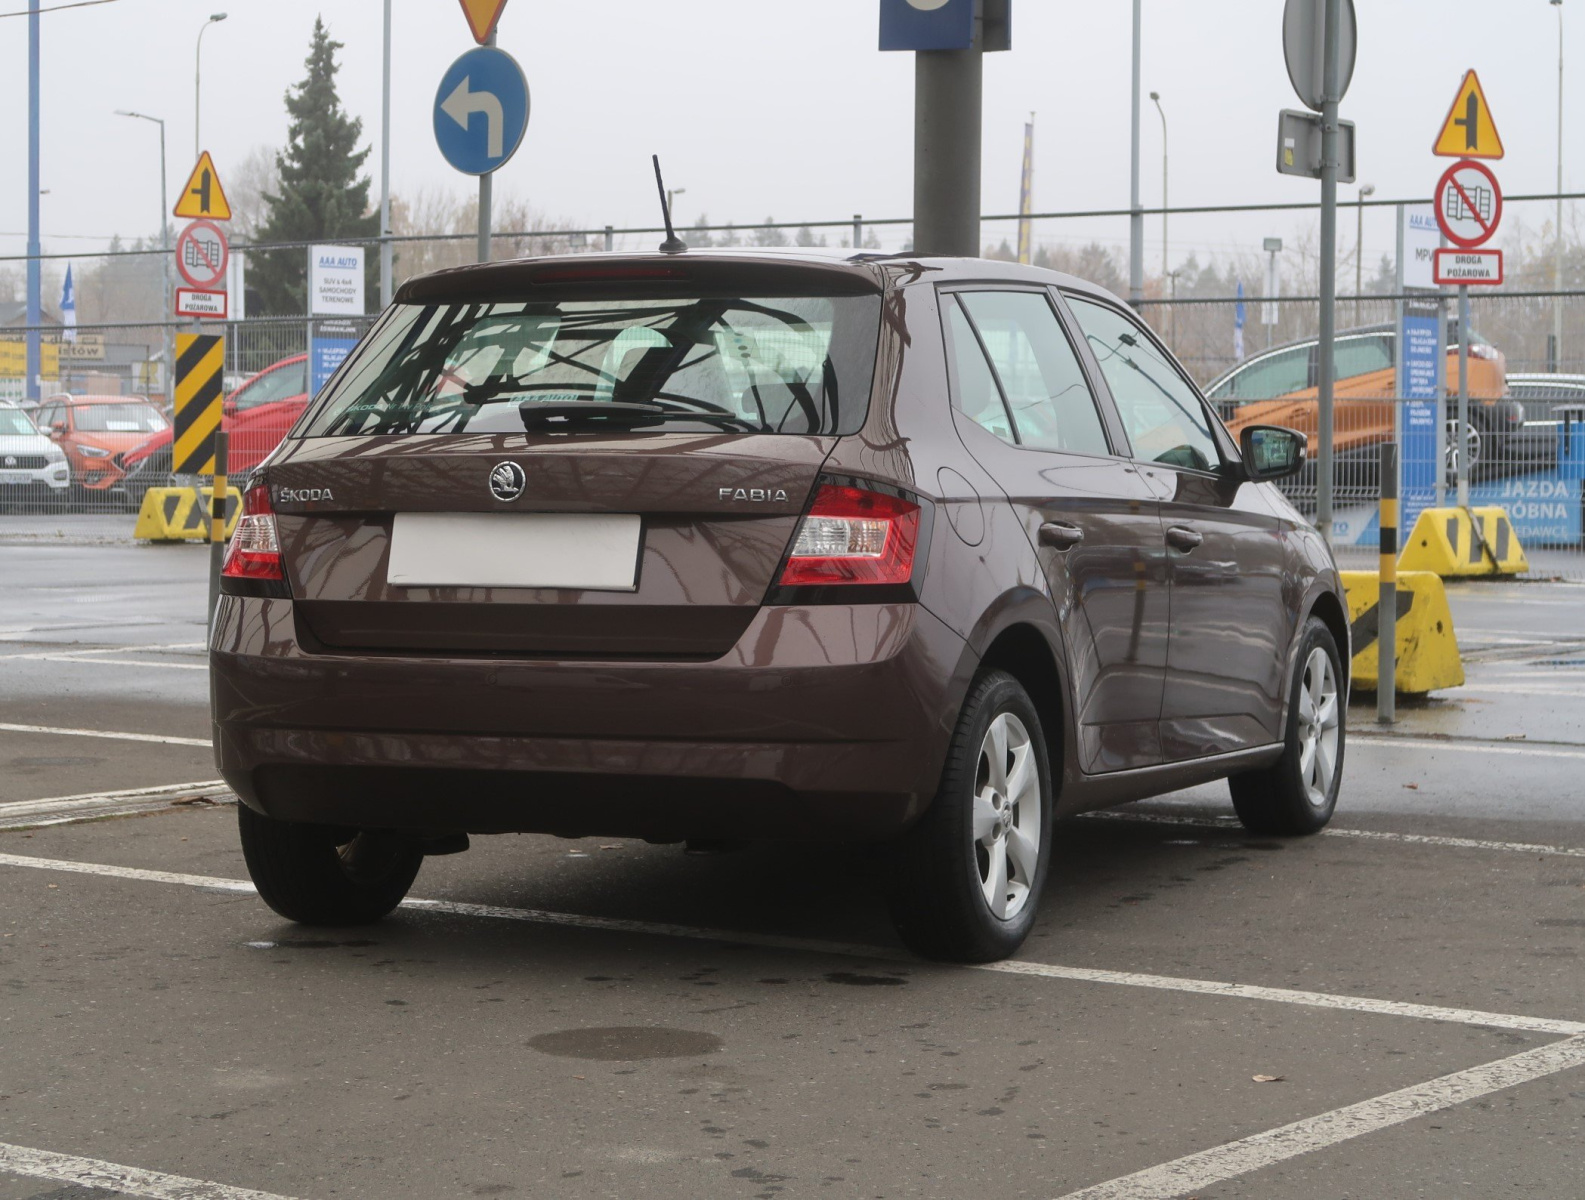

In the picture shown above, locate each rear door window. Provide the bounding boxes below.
[235,362,309,411]
[944,297,1015,444]
[953,290,1111,456]
[1332,334,1394,382]
[1067,296,1224,473]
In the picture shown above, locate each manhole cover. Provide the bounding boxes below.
[527,1026,723,1061]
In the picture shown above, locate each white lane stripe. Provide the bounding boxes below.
[0,723,210,747]
[1350,733,1585,760]
[1,851,1581,1037]
[0,1138,301,1200]
[1051,1036,1585,1200]
[3,655,208,672]
[977,960,1585,1036]
[0,780,227,818]
[1085,810,1585,860]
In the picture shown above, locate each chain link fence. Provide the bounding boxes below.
[3,195,1584,574]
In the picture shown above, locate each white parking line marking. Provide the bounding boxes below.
[1051,1036,1585,1200]
[0,723,209,747]
[1350,733,1585,760]
[22,655,209,671]
[0,1138,301,1200]
[0,780,228,819]
[1,851,1581,1037]
[0,642,205,660]
[1086,811,1585,860]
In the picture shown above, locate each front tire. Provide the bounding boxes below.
[1229,617,1345,835]
[887,671,1053,962]
[238,805,423,925]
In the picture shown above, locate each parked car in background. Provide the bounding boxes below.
[0,401,70,511]
[31,395,168,501]
[1205,325,1522,478]
[119,354,309,509]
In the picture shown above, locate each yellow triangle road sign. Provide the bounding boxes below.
[458,0,509,44]
[173,151,233,221]
[1433,70,1505,160]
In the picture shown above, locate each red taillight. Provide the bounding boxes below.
[221,484,283,581]
[778,485,921,588]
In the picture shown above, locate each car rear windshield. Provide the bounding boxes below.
[72,404,166,433]
[304,294,882,437]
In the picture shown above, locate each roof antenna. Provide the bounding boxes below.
[653,155,688,255]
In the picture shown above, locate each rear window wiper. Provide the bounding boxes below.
[518,401,758,432]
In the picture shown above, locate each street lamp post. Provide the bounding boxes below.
[667,188,686,223]
[1128,0,1143,305]
[195,13,227,160]
[1354,182,1375,323]
[1554,0,1565,372]
[1150,91,1167,287]
[116,110,172,403]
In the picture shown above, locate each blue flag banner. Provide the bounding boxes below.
[1233,280,1246,363]
[60,263,76,343]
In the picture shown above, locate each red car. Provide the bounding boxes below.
[119,355,308,506]
[32,395,169,496]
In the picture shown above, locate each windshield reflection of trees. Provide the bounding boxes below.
[322,299,838,437]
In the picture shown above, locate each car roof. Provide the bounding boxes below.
[43,394,154,406]
[395,249,1125,308]
[1507,373,1585,385]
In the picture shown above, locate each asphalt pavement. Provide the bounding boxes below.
[0,541,1581,1200]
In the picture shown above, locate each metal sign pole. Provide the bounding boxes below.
[1457,284,1471,508]
[1314,0,1343,547]
[914,47,982,255]
[1128,0,1143,304]
[478,29,496,264]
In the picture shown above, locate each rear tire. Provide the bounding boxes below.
[1229,617,1345,835]
[886,671,1053,963]
[238,804,423,925]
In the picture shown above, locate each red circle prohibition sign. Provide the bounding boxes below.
[1434,159,1503,250]
[176,219,230,289]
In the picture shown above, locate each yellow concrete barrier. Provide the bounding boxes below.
[1341,569,1465,695]
[133,486,241,543]
[1397,505,1529,577]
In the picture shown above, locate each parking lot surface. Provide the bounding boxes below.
[1,542,1582,1199]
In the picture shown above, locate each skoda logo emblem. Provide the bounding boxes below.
[489,461,527,502]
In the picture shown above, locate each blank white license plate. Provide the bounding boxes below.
[0,472,32,485]
[387,513,643,591]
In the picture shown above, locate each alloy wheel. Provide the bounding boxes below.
[970,713,1042,920]
[1296,647,1341,808]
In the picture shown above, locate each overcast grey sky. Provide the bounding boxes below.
[1,0,1578,274]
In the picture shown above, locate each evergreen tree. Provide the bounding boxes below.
[252,19,378,315]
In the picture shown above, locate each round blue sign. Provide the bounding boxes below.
[433,46,530,177]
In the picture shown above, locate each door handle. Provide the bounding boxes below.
[1039,521,1085,551]
[1166,526,1204,552]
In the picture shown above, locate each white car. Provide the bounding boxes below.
[0,402,70,511]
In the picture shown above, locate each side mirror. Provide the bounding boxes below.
[49,421,66,437]
[1240,425,1307,482]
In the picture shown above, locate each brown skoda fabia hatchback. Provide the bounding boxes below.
[214,250,1348,962]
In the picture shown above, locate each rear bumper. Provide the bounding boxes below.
[210,597,969,841]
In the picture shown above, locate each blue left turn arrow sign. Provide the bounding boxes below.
[433,46,530,176]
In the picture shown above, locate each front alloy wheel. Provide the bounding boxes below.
[1229,616,1345,835]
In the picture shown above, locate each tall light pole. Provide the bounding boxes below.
[195,12,227,160]
[1128,0,1144,304]
[667,187,686,220]
[26,0,40,402]
[116,110,173,401]
[1554,0,1565,372]
[1354,182,1374,324]
[380,0,392,308]
[1150,91,1167,285]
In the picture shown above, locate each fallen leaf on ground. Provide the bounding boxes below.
[1402,783,1419,790]
[1252,1074,1285,1083]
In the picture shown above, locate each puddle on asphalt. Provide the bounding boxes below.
[527,1026,724,1060]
